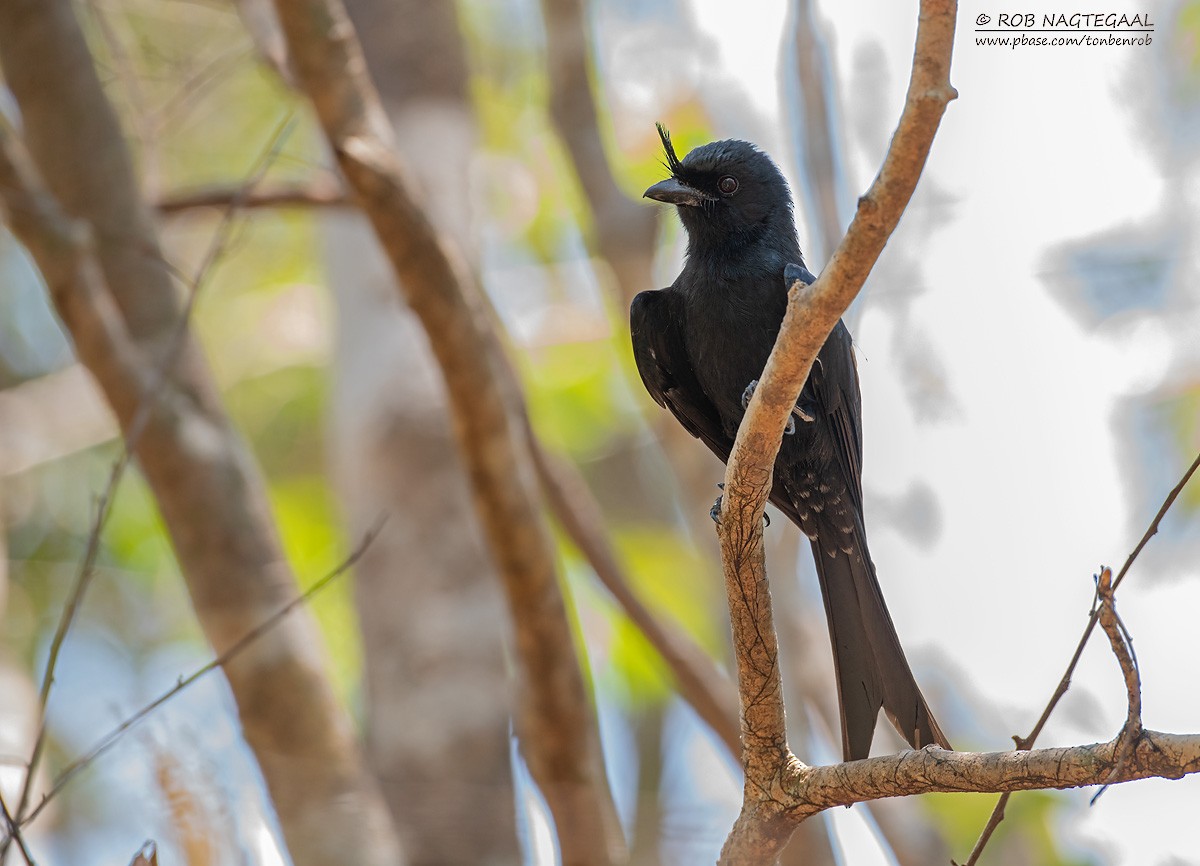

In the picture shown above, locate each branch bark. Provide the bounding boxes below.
[270,0,623,862]
[0,4,402,863]
[715,0,957,862]
[530,435,741,757]
[781,731,1200,816]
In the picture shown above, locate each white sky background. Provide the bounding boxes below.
[648,0,1200,863]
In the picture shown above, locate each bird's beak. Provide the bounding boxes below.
[643,177,708,207]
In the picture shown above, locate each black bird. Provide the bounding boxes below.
[631,126,949,761]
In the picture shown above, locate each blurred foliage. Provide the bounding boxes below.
[924,791,1096,866]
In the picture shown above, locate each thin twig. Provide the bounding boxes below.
[1090,566,1142,804]
[1113,449,1200,591]
[0,792,35,866]
[21,516,387,828]
[959,449,1200,865]
[2,115,298,847]
[11,445,134,830]
[157,180,351,214]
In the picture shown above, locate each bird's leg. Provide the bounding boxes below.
[710,482,769,527]
[710,483,724,524]
[742,379,811,433]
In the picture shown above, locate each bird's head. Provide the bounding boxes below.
[643,124,797,253]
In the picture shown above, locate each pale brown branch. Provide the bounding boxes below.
[157,180,351,214]
[715,1,957,863]
[0,4,402,863]
[1090,566,1141,802]
[529,436,742,758]
[962,448,1200,864]
[270,0,623,861]
[1097,567,1142,740]
[784,731,1200,817]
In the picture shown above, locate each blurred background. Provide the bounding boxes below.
[2,0,1199,864]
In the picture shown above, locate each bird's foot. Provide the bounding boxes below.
[742,379,809,433]
[741,380,758,411]
[710,483,770,527]
[710,483,724,524]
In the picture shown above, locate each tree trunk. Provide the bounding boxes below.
[325,0,521,861]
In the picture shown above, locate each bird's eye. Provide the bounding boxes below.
[717,175,739,195]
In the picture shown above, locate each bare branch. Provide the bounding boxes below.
[1113,449,1200,590]
[961,448,1200,864]
[0,792,35,866]
[157,180,351,214]
[23,520,385,826]
[714,0,957,862]
[783,731,1200,816]
[1091,566,1141,802]
[0,4,403,863]
[529,435,742,758]
[270,0,624,860]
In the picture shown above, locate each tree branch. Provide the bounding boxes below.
[0,5,402,863]
[157,180,351,214]
[529,435,742,758]
[961,448,1200,864]
[23,520,385,826]
[783,731,1200,815]
[269,0,624,861]
[714,1,958,862]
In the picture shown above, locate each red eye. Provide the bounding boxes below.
[718,175,739,195]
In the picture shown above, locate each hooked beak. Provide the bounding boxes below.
[643,177,709,208]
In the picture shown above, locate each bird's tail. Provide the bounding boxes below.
[810,537,950,762]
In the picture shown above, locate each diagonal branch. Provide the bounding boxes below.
[529,436,742,757]
[22,520,385,826]
[715,1,957,863]
[960,448,1200,865]
[269,0,624,862]
[0,5,403,863]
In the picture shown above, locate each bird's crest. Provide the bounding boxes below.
[655,123,683,176]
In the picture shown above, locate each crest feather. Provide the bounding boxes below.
[655,123,682,175]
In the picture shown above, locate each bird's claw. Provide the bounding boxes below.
[741,380,758,411]
[710,482,770,527]
[743,379,811,434]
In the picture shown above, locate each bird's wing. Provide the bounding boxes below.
[630,289,733,462]
[631,288,810,529]
[806,319,865,513]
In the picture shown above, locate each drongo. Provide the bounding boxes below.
[631,126,949,761]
